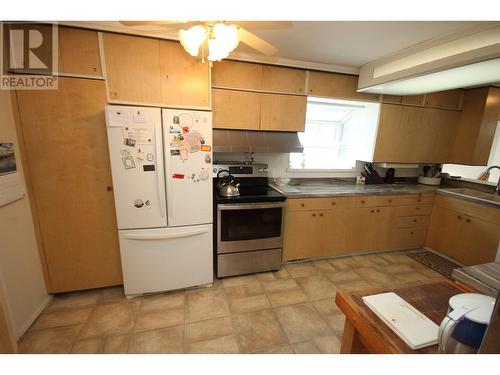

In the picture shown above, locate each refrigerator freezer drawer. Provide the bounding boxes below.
[217,248,282,278]
[119,225,213,295]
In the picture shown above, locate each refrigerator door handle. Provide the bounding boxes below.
[154,121,166,218]
[123,228,209,241]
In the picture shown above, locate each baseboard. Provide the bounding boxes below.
[16,294,52,339]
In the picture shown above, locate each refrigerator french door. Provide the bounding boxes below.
[106,105,213,296]
[105,106,166,230]
[162,108,213,227]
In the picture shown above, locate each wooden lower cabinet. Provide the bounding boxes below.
[343,207,391,252]
[16,77,123,292]
[283,195,433,261]
[282,209,345,261]
[426,202,499,266]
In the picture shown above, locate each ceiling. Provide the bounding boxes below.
[237,21,486,67]
[68,21,491,70]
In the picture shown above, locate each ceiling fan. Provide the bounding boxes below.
[119,21,288,61]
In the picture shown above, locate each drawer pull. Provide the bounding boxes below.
[457,215,462,220]
[416,207,420,210]
[413,219,417,223]
[312,213,316,217]
[376,209,380,213]
[466,218,471,223]
[319,213,324,217]
[370,209,374,213]
[410,231,414,235]
[361,200,366,204]
[301,203,305,207]
[331,202,336,206]
[388,199,393,203]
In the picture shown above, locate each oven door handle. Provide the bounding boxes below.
[217,202,285,211]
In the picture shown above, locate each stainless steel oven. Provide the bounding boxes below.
[213,162,286,278]
[216,201,285,277]
[217,201,284,253]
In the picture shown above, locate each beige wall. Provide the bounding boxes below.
[0,90,48,337]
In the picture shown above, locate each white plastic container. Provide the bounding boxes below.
[418,176,442,186]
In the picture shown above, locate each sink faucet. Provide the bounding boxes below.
[479,166,500,195]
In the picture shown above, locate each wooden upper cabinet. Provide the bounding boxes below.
[261,65,306,94]
[103,33,161,103]
[308,71,380,102]
[159,40,210,107]
[58,27,102,76]
[451,86,500,165]
[211,60,263,90]
[260,94,307,132]
[423,108,460,163]
[381,95,403,104]
[373,104,459,163]
[372,104,403,162]
[401,95,424,106]
[425,89,463,110]
[212,89,260,130]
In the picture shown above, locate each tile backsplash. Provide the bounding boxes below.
[214,152,423,179]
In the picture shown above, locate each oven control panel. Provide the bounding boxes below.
[213,163,269,178]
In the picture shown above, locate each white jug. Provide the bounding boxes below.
[438,293,495,354]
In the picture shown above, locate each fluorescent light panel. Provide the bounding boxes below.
[360,58,500,95]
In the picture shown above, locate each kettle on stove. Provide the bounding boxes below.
[216,169,240,197]
[438,293,495,354]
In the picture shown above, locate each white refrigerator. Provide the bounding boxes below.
[105,105,213,296]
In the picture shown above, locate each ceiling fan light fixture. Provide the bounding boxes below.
[178,25,206,57]
[207,23,240,61]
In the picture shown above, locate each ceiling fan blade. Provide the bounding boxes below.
[237,27,278,56]
[230,21,292,30]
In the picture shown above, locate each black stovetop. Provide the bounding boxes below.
[213,177,286,204]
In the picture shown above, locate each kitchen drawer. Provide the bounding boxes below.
[396,215,431,228]
[286,197,349,211]
[391,226,428,249]
[376,194,435,206]
[349,195,385,207]
[217,248,282,277]
[395,204,434,217]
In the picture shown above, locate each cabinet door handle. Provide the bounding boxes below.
[370,209,374,213]
[301,203,305,207]
[388,199,393,203]
[416,207,420,211]
[319,213,323,217]
[312,213,316,217]
[361,200,366,204]
[410,231,414,235]
[331,202,336,206]
[413,219,417,223]
[376,209,380,213]
[466,218,471,223]
[457,215,462,220]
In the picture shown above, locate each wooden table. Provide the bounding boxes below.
[335,277,474,354]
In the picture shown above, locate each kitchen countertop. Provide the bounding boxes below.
[270,180,500,208]
[436,187,500,209]
[452,262,500,297]
[269,181,439,198]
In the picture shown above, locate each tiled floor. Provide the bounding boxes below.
[19,249,441,354]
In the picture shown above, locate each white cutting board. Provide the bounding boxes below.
[362,292,439,350]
